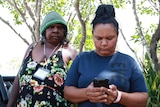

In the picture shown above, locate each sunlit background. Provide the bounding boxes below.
[0,4,158,76]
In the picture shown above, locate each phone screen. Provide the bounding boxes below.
[93,78,109,88]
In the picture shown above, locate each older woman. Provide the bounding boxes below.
[7,11,77,107]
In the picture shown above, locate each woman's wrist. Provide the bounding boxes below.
[113,90,121,103]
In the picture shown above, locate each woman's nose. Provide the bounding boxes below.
[52,27,58,32]
[101,39,108,45]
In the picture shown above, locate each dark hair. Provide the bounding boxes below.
[91,4,119,34]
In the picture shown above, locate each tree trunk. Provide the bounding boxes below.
[150,16,160,71]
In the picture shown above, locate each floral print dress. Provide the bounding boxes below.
[17,45,71,107]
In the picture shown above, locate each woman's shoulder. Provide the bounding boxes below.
[62,44,76,51]
[27,42,39,49]
[62,43,78,61]
[116,51,133,57]
[78,51,94,57]
[116,51,136,62]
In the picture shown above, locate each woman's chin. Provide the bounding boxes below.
[99,51,113,56]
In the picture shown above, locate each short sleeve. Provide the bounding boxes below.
[65,55,80,87]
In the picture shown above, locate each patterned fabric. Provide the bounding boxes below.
[17,45,71,107]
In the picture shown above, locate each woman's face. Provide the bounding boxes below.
[45,24,65,45]
[93,23,118,56]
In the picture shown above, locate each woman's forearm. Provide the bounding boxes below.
[7,75,19,107]
[119,91,148,107]
[64,86,88,103]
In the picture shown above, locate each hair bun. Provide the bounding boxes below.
[95,4,115,19]
[91,4,119,33]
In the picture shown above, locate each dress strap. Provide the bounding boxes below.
[23,42,37,61]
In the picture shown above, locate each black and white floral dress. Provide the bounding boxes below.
[17,44,71,107]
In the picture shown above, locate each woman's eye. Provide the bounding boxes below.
[96,37,102,40]
[108,37,113,40]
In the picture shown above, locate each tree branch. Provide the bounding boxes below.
[0,16,29,45]
[119,27,142,68]
[132,0,153,62]
[34,0,42,41]
[23,0,36,23]
[75,0,86,53]
[149,0,159,12]
[10,0,35,38]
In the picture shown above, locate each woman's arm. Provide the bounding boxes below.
[62,44,78,66]
[7,75,19,107]
[119,91,148,107]
[103,85,148,107]
[64,86,88,103]
[64,83,108,103]
[7,43,36,107]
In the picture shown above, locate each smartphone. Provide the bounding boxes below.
[93,78,109,88]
